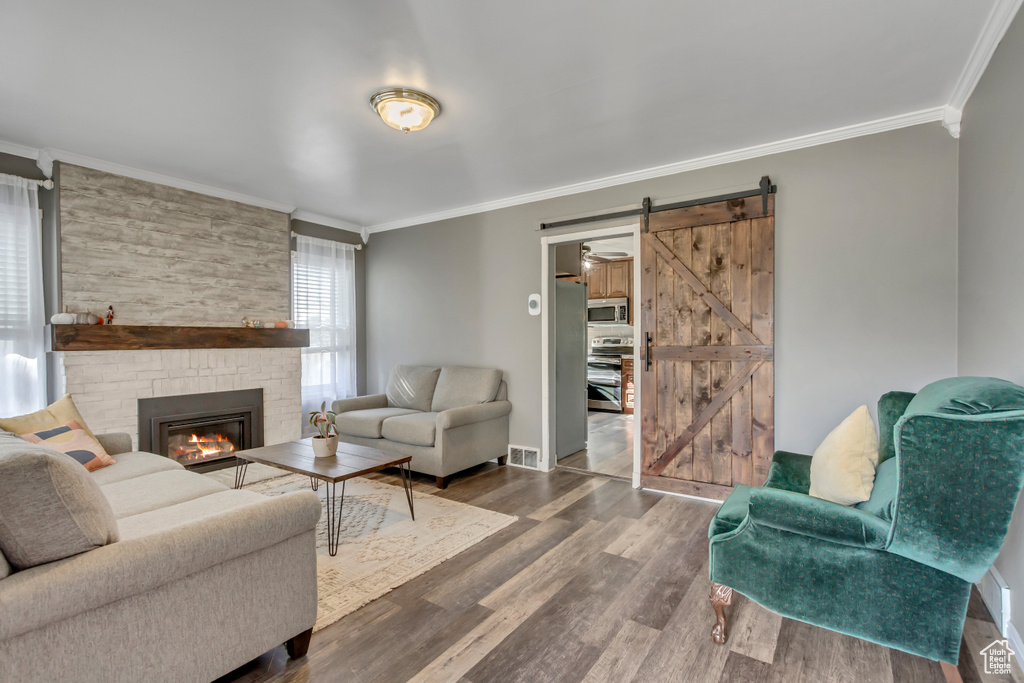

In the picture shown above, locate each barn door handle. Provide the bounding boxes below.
[644,333,653,371]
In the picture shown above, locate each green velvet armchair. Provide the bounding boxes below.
[707,377,1024,671]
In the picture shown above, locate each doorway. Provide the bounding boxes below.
[541,225,641,485]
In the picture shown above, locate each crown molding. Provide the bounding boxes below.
[948,0,1024,112]
[366,106,945,233]
[290,210,364,235]
[0,139,40,160]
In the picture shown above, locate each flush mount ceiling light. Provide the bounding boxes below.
[369,88,441,133]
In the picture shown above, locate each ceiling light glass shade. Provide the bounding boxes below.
[370,88,441,132]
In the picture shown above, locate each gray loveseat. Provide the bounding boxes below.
[332,365,511,488]
[0,430,321,683]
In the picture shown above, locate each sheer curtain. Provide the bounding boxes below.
[0,174,46,417]
[292,234,358,422]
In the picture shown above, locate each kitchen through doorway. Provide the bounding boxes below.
[551,232,637,481]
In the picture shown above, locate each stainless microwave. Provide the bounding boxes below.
[587,297,629,325]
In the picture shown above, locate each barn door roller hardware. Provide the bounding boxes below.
[539,176,776,231]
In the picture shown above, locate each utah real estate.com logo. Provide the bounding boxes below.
[980,639,1015,676]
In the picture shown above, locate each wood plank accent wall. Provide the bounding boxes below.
[59,163,291,326]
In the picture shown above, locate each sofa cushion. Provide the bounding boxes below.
[808,405,879,506]
[431,367,503,412]
[89,450,184,486]
[21,419,115,472]
[0,431,119,570]
[0,394,103,442]
[905,376,1024,416]
[100,469,228,519]
[0,551,10,580]
[336,407,420,439]
[382,412,438,447]
[387,365,441,412]
[117,489,275,541]
[856,457,898,522]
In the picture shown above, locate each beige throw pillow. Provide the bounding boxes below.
[808,405,880,506]
[0,431,119,570]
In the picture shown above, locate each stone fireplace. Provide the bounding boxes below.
[52,163,303,451]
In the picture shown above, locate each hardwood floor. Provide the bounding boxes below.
[218,464,1016,683]
[558,411,634,479]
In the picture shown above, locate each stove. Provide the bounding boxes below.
[588,336,634,412]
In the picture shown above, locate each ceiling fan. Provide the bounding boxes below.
[582,244,628,265]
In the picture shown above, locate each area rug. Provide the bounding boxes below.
[206,465,516,632]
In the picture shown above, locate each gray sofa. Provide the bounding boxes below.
[0,430,321,683]
[333,365,511,488]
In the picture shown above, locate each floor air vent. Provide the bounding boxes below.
[508,445,540,469]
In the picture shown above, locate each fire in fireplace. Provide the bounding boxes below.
[138,389,263,472]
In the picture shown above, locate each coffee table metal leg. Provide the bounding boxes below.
[399,461,415,520]
[325,480,345,556]
[233,458,249,489]
[309,477,319,491]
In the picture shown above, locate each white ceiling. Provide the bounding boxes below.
[0,1,1008,232]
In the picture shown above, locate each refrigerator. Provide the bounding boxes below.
[554,279,588,458]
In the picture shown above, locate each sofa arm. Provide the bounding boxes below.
[0,490,320,640]
[747,487,891,550]
[437,401,512,430]
[762,450,812,493]
[95,432,133,456]
[332,394,388,414]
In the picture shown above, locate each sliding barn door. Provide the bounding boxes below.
[640,196,774,500]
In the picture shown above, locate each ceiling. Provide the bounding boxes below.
[0,1,1006,232]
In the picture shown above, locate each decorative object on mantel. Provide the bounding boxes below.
[106,306,114,325]
[241,317,262,329]
[75,309,100,325]
[275,320,294,329]
[47,324,310,352]
[50,306,76,325]
[308,401,339,458]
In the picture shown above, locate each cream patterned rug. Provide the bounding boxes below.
[207,465,516,632]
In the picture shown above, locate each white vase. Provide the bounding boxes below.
[311,435,338,458]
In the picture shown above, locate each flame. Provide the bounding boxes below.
[174,433,236,461]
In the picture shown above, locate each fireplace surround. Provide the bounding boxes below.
[138,389,264,472]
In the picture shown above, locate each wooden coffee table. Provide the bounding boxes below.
[232,439,415,556]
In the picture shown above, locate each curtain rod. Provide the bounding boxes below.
[291,231,362,249]
[0,173,54,190]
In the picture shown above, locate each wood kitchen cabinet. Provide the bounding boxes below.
[584,258,631,300]
[606,259,631,299]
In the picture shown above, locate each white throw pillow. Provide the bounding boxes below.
[808,405,880,506]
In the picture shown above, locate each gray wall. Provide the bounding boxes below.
[291,218,368,395]
[366,123,960,454]
[957,9,1024,641]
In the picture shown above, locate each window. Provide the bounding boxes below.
[0,175,46,417]
[292,234,357,427]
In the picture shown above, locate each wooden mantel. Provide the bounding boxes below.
[47,325,310,352]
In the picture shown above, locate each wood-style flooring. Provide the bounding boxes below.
[218,464,1019,683]
[558,411,634,480]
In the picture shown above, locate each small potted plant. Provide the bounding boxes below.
[308,401,338,458]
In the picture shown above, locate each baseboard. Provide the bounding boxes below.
[1008,620,1024,669]
[978,566,1011,635]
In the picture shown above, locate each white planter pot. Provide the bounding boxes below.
[311,435,338,458]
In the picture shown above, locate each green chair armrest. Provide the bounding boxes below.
[763,451,812,493]
[878,391,915,463]
[748,487,891,549]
